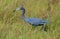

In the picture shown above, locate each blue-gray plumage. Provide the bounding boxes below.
[13,6,48,31]
[24,18,47,26]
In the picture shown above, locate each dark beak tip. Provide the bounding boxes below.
[13,10,16,12]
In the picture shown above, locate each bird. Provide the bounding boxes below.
[13,6,48,31]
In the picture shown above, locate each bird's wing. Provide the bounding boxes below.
[29,18,48,24]
[24,18,48,25]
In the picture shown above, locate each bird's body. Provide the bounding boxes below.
[13,6,48,31]
[24,18,47,26]
[13,6,48,26]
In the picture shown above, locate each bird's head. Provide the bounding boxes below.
[13,6,25,12]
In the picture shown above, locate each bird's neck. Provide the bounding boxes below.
[22,9,25,19]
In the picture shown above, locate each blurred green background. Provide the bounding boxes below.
[0,0,60,39]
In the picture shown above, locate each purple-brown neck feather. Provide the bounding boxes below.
[22,8,25,19]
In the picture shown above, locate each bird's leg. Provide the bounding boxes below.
[31,26,37,30]
[44,24,47,31]
[44,24,48,32]
[40,25,44,31]
[31,26,39,33]
[41,24,47,32]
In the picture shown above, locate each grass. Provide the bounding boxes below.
[0,0,60,39]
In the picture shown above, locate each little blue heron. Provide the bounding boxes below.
[13,6,48,31]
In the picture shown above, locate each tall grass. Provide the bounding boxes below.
[0,0,60,39]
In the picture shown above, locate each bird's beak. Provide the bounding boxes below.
[13,7,20,12]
